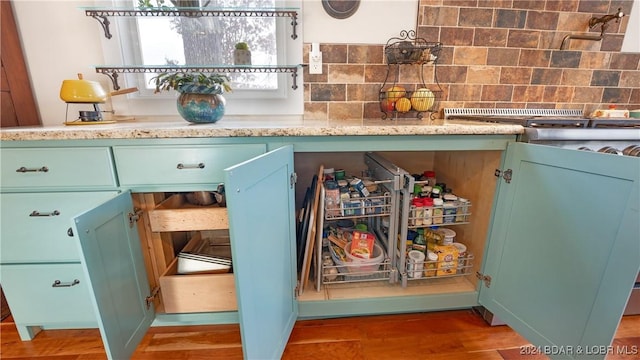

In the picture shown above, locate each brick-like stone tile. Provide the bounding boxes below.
[437,65,468,83]
[545,0,579,12]
[512,85,545,102]
[322,45,348,64]
[474,28,508,47]
[441,27,475,46]
[467,65,501,84]
[500,67,532,84]
[561,69,592,86]
[601,35,624,52]
[602,87,632,104]
[481,84,513,101]
[364,64,389,83]
[620,70,640,87]
[453,46,488,65]
[532,68,563,85]
[543,85,574,103]
[328,64,364,84]
[328,102,363,120]
[348,45,384,64]
[550,51,581,68]
[495,9,527,28]
[591,70,621,86]
[507,29,540,48]
[577,0,609,13]
[580,51,611,69]
[422,6,459,27]
[303,102,328,120]
[448,84,482,101]
[310,84,346,101]
[526,11,559,30]
[459,8,493,27]
[511,1,545,10]
[609,53,640,70]
[519,49,551,67]
[572,86,603,103]
[479,0,513,8]
[487,48,520,66]
[556,12,591,31]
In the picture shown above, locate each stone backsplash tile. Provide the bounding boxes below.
[303,0,639,121]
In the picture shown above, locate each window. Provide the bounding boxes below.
[101,0,302,117]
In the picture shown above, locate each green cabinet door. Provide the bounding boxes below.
[73,191,154,360]
[224,145,299,360]
[479,143,640,359]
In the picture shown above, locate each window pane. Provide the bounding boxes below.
[133,0,277,90]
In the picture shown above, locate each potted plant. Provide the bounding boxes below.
[151,71,232,124]
[233,42,252,65]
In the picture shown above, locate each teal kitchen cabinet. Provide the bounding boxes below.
[1,137,637,360]
[478,143,639,357]
[0,147,118,340]
[73,146,297,360]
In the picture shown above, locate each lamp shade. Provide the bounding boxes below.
[60,74,107,103]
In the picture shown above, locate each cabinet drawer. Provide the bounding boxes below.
[149,194,228,232]
[0,264,96,325]
[159,233,237,313]
[0,147,117,190]
[0,192,117,263]
[113,144,266,187]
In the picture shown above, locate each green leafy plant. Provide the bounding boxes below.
[235,42,250,50]
[150,72,232,94]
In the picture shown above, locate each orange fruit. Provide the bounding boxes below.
[386,85,406,102]
[395,97,412,113]
[410,88,435,112]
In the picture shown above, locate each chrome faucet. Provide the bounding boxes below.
[589,8,625,36]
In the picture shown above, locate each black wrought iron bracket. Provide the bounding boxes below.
[85,8,299,39]
[95,65,301,90]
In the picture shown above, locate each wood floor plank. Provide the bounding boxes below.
[1,311,638,359]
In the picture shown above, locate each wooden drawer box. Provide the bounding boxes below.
[113,144,266,187]
[0,147,117,190]
[159,233,237,313]
[149,194,228,232]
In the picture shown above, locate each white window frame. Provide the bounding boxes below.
[97,0,303,117]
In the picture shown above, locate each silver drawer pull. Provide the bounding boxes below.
[52,279,80,287]
[30,210,61,217]
[16,166,49,173]
[177,162,205,169]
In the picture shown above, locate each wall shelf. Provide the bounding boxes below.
[95,65,302,90]
[84,7,299,40]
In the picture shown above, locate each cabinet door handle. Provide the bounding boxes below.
[16,166,49,173]
[29,210,61,217]
[52,279,80,287]
[177,162,205,169]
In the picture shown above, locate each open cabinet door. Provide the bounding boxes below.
[479,142,639,359]
[74,191,154,360]
[224,145,298,360]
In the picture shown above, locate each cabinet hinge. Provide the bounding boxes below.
[128,208,143,228]
[145,286,160,310]
[494,168,513,184]
[476,272,492,288]
[290,172,298,189]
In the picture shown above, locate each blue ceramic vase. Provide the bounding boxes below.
[176,84,226,124]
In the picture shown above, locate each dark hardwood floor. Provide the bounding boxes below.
[1,310,638,359]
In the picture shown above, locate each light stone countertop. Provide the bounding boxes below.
[0,116,524,141]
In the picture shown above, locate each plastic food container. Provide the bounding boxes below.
[330,242,384,275]
[437,228,456,245]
